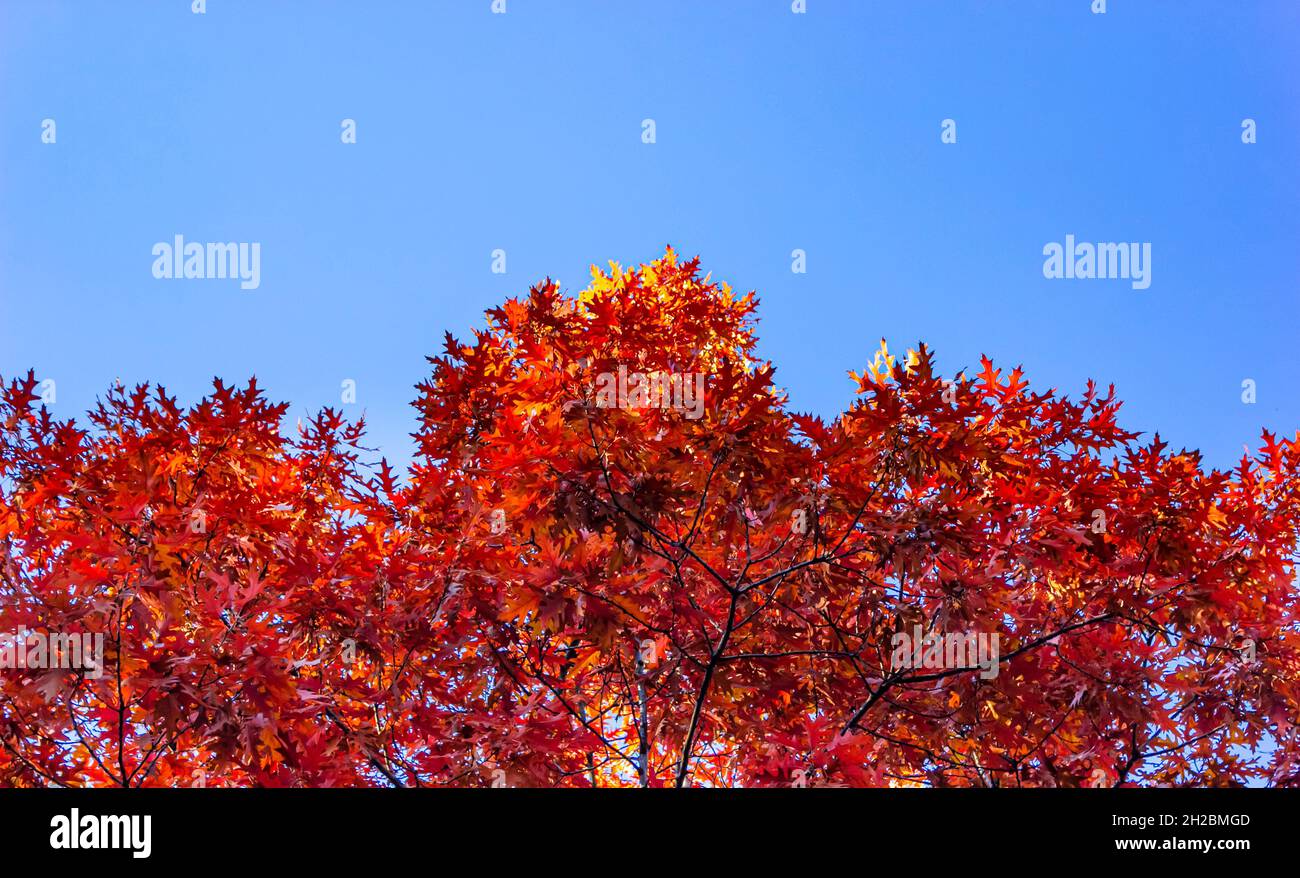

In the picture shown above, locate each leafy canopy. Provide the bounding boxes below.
[3,248,1299,787]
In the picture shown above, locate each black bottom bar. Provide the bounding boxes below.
[0,788,1284,866]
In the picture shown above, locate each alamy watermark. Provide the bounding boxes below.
[890,626,1000,680]
[0,626,105,679]
[151,235,261,290]
[1042,235,1151,290]
[594,365,705,420]
[50,808,151,859]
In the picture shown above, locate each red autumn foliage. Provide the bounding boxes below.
[3,248,1299,787]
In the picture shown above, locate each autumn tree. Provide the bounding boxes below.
[0,375,401,786]
[400,248,1300,787]
[3,247,1299,787]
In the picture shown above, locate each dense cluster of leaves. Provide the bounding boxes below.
[3,248,1300,787]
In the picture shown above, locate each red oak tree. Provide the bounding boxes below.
[3,248,1299,787]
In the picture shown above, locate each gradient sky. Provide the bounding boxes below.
[2,0,1297,473]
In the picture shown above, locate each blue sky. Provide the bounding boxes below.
[2,0,1297,472]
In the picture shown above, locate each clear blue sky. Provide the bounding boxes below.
[2,0,1297,472]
